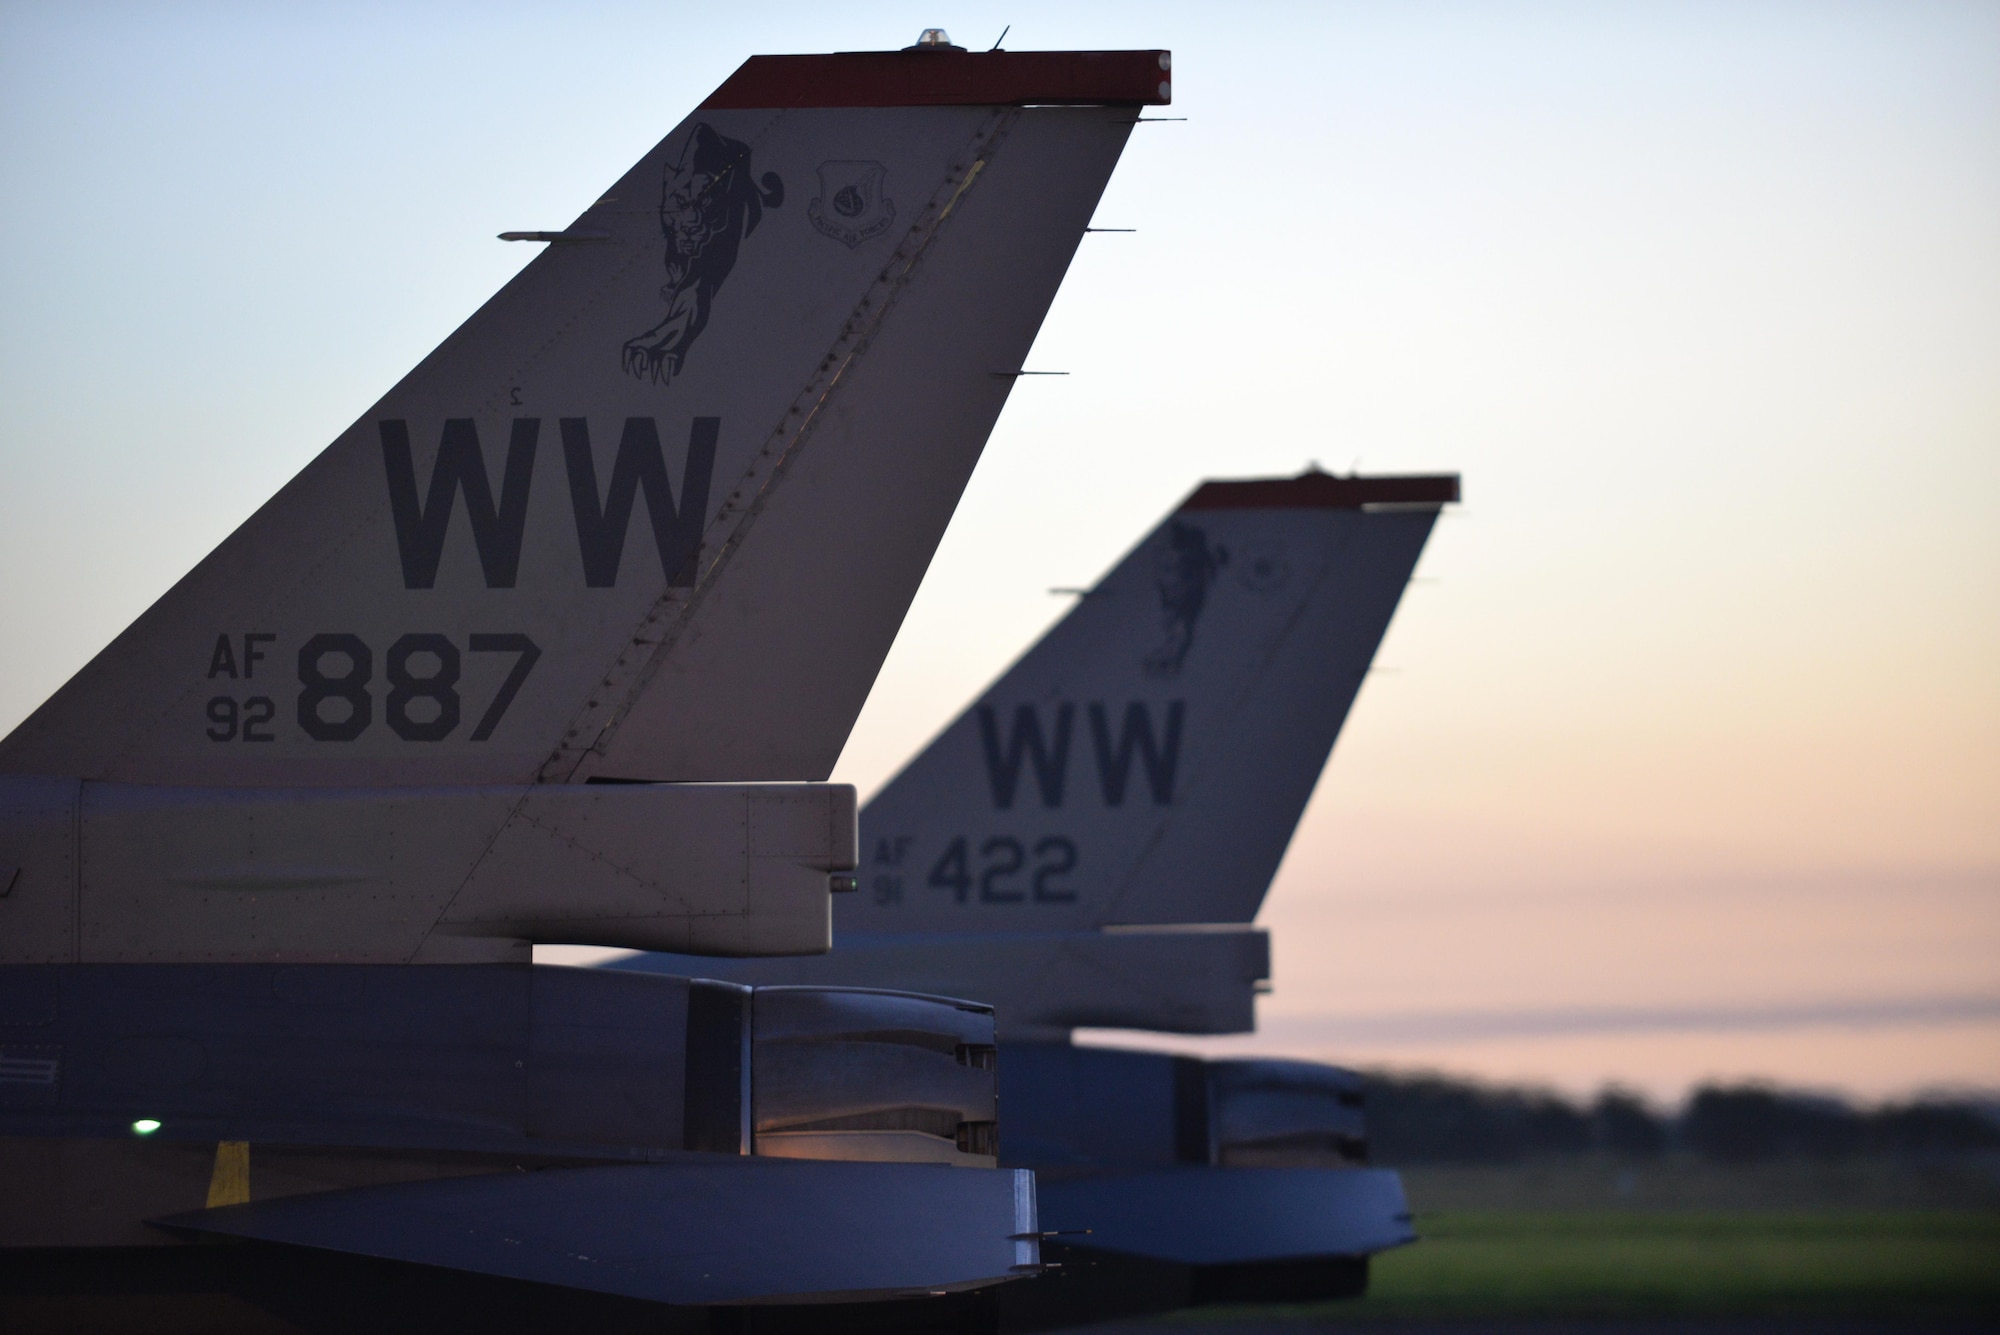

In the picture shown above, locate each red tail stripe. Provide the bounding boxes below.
[702,50,1171,110]
[1181,473,1462,511]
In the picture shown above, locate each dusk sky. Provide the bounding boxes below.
[3,1,1994,1104]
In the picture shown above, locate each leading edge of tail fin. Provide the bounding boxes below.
[848,469,1458,932]
[0,48,1167,787]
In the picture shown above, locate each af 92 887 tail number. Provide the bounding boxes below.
[202,631,540,743]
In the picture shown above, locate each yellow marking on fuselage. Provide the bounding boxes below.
[206,1140,250,1208]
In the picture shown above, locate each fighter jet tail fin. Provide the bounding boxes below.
[0,47,1167,790]
[851,471,1457,931]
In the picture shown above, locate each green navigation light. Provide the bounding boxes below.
[130,1119,162,1136]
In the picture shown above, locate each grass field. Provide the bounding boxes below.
[1190,1211,2000,1322]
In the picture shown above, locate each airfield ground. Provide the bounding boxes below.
[1092,1157,2000,1331]
[1200,1210,1996,1321]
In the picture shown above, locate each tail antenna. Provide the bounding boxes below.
[990,25,1010,51]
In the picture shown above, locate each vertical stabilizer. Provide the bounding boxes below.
[852,471,1457,931]
[0,48,1167,788]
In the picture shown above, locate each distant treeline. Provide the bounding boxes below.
[1363,1072,2000,1164]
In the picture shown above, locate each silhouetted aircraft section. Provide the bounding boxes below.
[0,36,1168,1330]
[618,468,1456,1325]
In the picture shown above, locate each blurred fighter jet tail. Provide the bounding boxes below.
[633,469,1458,1036]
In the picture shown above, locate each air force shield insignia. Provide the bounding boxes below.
[808,161,896,248]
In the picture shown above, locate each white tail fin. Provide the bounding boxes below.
[0,48,1167,787]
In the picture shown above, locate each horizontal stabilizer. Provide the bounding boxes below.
[157,1158,1039,1304]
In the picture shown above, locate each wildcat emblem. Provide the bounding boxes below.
[1143,520,1228,678]
[622,124,784,387]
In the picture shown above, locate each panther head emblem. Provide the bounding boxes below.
[622,124,784,387]
[1143,520,1228,678]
